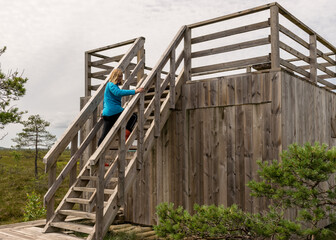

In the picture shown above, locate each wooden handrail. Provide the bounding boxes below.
[43,37,145,173]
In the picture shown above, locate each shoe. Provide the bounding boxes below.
[125,129,131,140]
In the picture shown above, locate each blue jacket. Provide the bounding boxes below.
[102,82,135,116]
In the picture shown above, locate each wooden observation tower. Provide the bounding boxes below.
[2,2,335,240]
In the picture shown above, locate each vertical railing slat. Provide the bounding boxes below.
[95,154,104,240]
[46,162,56,222]
[118,123,126,206]
[137,93,145,170]
[170,46,176,109]
[85,52,91,97]
[154,72,161,137]
[184,27,191,82]
[69,133,78,187]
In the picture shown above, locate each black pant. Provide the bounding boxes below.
[97,112,137,146]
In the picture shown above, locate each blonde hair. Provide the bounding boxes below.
[109,68,123,84]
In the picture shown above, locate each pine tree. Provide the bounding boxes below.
[0,46,28,139]
[12,115,56,178]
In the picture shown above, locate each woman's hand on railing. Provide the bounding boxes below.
[135,87,145,94]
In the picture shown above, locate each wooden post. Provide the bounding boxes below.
[309,34,317,83]
[80,96,92,170]
[69,133,78,187]
[170,47,176,109]
[85,52,91,97]
[118,123,126,206]
[270,6,280,69]
[184,27,191,82]
[91,108,98,154]
[137,46,145,83]
[46,162,56,222]
[95,155,104,240]
[137,93,145,170]
[155,72,161,137]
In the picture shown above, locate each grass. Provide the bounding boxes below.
[0,148,71,225]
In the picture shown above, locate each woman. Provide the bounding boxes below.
[98,68,144,146]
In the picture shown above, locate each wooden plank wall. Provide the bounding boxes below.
[124,70,336,226]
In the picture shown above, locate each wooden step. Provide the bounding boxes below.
[80,175,98,181]
[73,187,115,195]
[66,198,91,205]
[58,210,96,220]
[50,222,93,234]
[145,89,169,99]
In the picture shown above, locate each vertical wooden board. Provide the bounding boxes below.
[202,109,210,205]
[271,72,282,160]
[321,88,327,144]
[298,78,304,145]
[218,77,228,106]
[162,125,169,203]
[188,109,197,212]
[176,111,184,207]
[235,76,243,105]
[218,107,228,207]
[197,109,204,205]
[156,131,163,208]
[252,73,261,103]
[226,106,236,206]
[252,104,263,213]
[188,83,196,110]
[259,73,264,103]
[243,105,253,212]
[210,79,218,107]
[227,77,236,105]
[150,147,157,225]
[212,107,219,205]
[235,105,244,209]
[242,75,251,104]
[307,82,315,144]
[314,88,322,143]
[263,73,271,102]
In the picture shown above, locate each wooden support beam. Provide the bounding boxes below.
[184,27,191,82]
[270,5,280,69]
[170,47,176,109]
[279,41,310,63]
[90,54,124,67]
[191,21,270,44]
[191,55,270,74]
[46,163,56,222]
[69,134,78,188]
[137,46,145,84]
[95,154,105,240]
[280,58,310,78]
[279,24,309,49]
[188,3,275,29]
[85,52,91,97]
[154,72,161,137]
[137,94,145,170]
[118,124,126,207]
[86,38,137,54]
[191,37,270,58]
[310,34,317,83]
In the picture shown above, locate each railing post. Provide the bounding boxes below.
[270,5,280,69]
[309,34,317,83]
[137,46,145,84]
[154,72,161,137]
[91,108,98,154]
[170,46,176,109]
[137,93,144,170]
[184,27,191,82]
[69,133,78,187]
[46,162,56,222]
[85,52,91,97]
[118,123,126,206]
[95,155,104,240]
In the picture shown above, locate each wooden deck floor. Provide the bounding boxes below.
[0,219,82,240]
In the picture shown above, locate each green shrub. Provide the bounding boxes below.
[23,191,46,221]
[155,143,336,240]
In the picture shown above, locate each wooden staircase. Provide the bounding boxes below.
[43,25,188,240]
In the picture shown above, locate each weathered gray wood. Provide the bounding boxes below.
[50,222,93,234]
[191,37,270,58]
[280,59,310,78]
[87,38,137,54]
[191,55,270,74]
[154,72,161,137]
[310,34,317,83]
[270,5,280,69]
[85,52,91,96]
[191,21,270,44]
[279,24,309,49]
[184,27,191,82]
[279,41,310,63]
[118,124,126,207]
[46,163,56,222]
[137,93,145,170]
[95,155,105,239]
[69,134,78,188]
[170,47,176,109]
[188,3,275,29]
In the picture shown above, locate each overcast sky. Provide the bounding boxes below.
[0,0,335,148]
